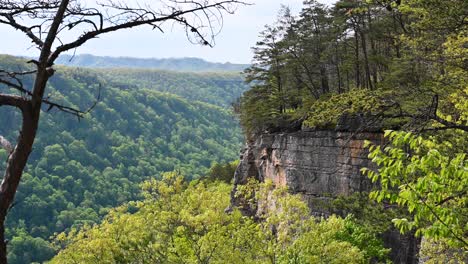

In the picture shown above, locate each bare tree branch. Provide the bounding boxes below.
[48,1,248,64]
[42,83,101,118]
[0,93,27,109]
[0,15,44,48]
[0,69,36,95]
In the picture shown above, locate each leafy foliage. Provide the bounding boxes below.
[6,227,55,264]
[238,0,467,135]
[327,192,404,234]
[419,237,467,264]
[363,131,468,248]
[204,160,239,183]
[51,175,389,263]
[301,89,383,128]
[235,179,390,263]
[0,55,245,263]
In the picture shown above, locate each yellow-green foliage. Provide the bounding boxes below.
[51,174,388,263]
[204,160,239,183]
[419,238,467,264]
[281,216,365,264]
[302,89,383,129]
[441,87,468,127]
[364,131,468,249]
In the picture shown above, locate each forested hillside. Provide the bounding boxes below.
[0,55,245,263]
[0,0,466,263]
[56,54,249,72]
[44,0,468,261]
[97,69,247,107]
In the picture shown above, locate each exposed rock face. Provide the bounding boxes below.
[230,130,419,263]
[231,130,382,212]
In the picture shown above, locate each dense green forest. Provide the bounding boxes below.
[96,69,247,107]
[48,0,467,262]
[0,55,246,263]
[51,173,390,263]
[0,0,466,263]
[239,0,467,137]
[55,54,249,73]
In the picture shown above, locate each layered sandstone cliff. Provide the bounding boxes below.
[231,130,382,212]
[230,130,420,263]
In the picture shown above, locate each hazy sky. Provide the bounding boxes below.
[0,0,336,64]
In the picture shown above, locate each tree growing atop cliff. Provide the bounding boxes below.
[0,0,244,262]
[238,0,468,135]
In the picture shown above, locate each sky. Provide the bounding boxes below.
[0,0,336,64]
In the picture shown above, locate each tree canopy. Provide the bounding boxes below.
[0,55,245,263]
[51,174,389,263]
[237,0,467,260]
[364,130,468,249]
[238,0,467,136]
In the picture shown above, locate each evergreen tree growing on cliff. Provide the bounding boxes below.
[238,0,467,135]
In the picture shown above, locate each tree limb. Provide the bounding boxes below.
[0,15,44,48]
[0,69,36,96]
[48,1,247,64]
[0,93,27,109]
[377,95,468,132]
[42,86,100,118]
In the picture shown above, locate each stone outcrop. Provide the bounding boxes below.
[231,130,382,213]
[230,130,420,263]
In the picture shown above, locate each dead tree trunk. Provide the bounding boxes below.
[0,101,38,263]
[0,0,68,260]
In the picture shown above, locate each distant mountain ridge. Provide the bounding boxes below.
[55,54,250,72]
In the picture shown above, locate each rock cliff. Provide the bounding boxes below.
[230,130,420,263]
